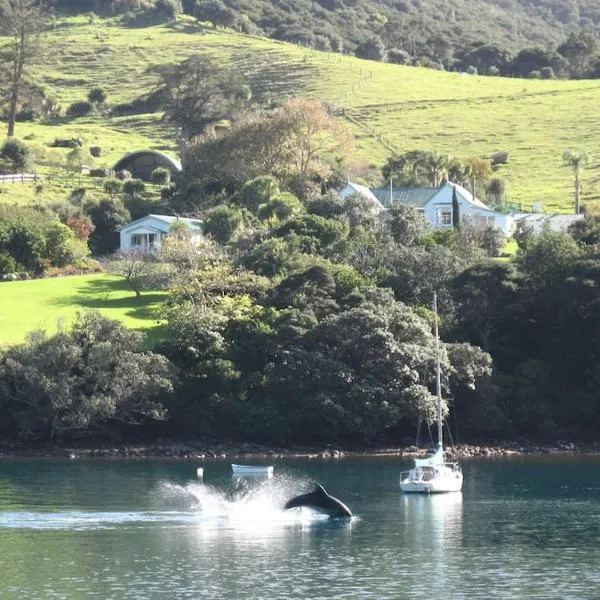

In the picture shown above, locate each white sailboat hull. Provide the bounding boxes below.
[400,464,463,494]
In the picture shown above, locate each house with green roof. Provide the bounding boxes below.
[119,214,203,251]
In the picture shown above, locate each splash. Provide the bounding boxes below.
[0,475,335,531]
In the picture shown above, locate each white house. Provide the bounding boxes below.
[344,181,514,235]
[339,181,385,212]
[512,212,584,234]
[119,214,203,251]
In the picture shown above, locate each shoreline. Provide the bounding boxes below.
[1,440,599,460]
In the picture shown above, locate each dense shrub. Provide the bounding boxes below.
[66,101,94,118]
[151,167,171,185]
[0,139,32,172]
[0,251,17,276]
[87,87,106,105]
[123,178,146,195]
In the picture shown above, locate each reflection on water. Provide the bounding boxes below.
[402,492,463,550]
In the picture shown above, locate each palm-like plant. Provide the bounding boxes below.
[563,150,590,214]
[422,151,453,186]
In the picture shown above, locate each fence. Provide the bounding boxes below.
[0,173,37,184]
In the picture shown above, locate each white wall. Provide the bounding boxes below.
[119,216,170,251]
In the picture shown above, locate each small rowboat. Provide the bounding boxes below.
[231,464,274,478]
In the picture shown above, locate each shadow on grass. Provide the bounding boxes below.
[52,277,169,325]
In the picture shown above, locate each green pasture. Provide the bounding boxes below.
[2,16,600,211]
[0,274,166,346]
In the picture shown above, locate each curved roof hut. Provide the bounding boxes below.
[113,150,182,181]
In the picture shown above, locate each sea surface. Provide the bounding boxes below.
[1,454,600,599]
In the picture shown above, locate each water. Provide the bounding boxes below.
[1,455,600,599]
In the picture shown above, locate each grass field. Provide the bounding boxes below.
[1,16,599,211]
[0,274,167,346]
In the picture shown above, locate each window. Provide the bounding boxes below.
[440,210,452,226]
[131,233,157,248]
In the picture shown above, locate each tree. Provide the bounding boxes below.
[238,175,279,214]
[193,0,236,28]
[0,137,32,171]
[0,0,49,137]
[203,204,243,243]
[187,100,353,196]
[107,250,155,297]
[516,227,582,287]
[426,151,453,187]
[563,149,590,214]
[151,54,249,147]
[452,185,460,229]
[270,99,353,198]
[355,36,386,61]
[557,31,597,79]
[486,178,506,206]
[0,312,175,440]
[385,204,428,247]
[86,198,130,255]
[87,87,106,105]
[258,192,305,225]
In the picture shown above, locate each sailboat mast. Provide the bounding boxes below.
[433,292,443,449]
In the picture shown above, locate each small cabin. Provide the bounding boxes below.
[119,214,203,251]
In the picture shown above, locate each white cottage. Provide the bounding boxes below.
[348,181,514,236]
[119,214,203,251]
[339,181,385,211]
[512,212,584,234]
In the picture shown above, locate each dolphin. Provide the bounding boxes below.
[284,483,353,518]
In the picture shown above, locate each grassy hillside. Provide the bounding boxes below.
[2,16,599,212]
[0,274,166,346]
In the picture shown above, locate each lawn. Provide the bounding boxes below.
[0,274,167,346]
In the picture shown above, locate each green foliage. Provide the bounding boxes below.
[203,204,243,243]
[86,197,131,255]
[194,0,236,28]
[123,178,146,195]
[87,87,107,105]
[66,101,94,118]
[151,167,171,185]
[273,214,349,253]
[0,311,175,440]
[0,138,32,172]
[151,54,248,142]
[257,192,305,224]
[238,176,279,214]
[104,179,124,197]
[516,226,582,286]
[386,204,429,247]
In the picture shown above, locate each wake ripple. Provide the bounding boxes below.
[0,475,336,530]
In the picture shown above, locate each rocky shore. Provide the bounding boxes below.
[1,439,599,460]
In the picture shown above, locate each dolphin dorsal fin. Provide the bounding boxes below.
[314,483,327,495]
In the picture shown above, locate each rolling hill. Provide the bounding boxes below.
[2,15,600,213]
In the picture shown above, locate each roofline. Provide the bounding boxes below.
[113,150,182,172]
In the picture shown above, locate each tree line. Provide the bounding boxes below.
[41,0,600,80]
[2,46,600,447]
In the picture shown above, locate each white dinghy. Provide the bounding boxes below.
[231,464,274,478]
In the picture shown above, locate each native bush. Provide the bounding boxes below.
[66,101,94,118]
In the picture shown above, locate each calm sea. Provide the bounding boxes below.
[1,455,600,599]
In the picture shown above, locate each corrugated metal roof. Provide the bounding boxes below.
[371,187,439,208]
[120,214,204,232]
[149,214,204,231]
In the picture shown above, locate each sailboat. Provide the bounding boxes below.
[399,293,463,494]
